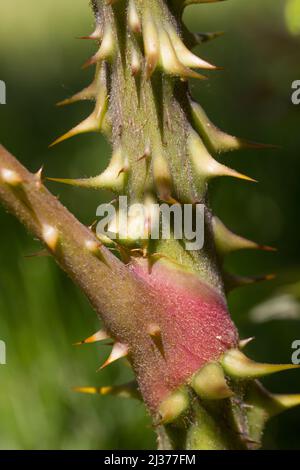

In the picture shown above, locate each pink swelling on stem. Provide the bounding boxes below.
[128,260,238,411]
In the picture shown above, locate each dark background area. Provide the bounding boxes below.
[0,0,299,449]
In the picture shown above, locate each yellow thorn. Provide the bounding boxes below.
[273,393,300,411]
[82,24,115,69]
[49,111,103,147]
[166,24,218,70]
[98,342,129,371]
[142,8,160,78]
[78,23,102,41]
[34,167,44,189]
[148,324,165,357]
[222,349,300,379]
[158,27,207,80]
[188,130,256,184]
[131,47,142,76]
[0,168,22,186]
[128,0,142,34]
[213,216,276,256]
[239,337,255,350]
[73,386,99,395]
[73,382,141,400]
[191,362,234,400]
[222,166,257,183]
[158,387,190,425]
[84,239,110,266]
[42,225,59,251]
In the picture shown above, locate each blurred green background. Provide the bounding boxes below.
[0,0,300,449]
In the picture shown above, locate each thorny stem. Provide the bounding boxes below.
[0,146,156,337]
[0,146,241,449]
